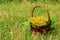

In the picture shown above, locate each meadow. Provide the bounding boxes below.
[0,0,60,40]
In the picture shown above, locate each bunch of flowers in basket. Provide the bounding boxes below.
[28,16,49,27]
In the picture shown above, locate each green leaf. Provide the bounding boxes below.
[22,21,31,30]
[50,18,55,24]
[23,21,30,27]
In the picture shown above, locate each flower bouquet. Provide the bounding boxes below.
[28,6,55,34]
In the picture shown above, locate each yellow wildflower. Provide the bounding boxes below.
[28,16,48,27]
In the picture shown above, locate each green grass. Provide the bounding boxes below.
[0,0,23,4]
[0,1,60,40]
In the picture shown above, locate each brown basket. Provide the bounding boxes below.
[30,6,51,34]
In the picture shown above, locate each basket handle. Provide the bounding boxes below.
[32,6,50,23]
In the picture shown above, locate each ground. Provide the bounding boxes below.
[0,1,60,40]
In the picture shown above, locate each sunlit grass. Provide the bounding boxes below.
[0,1,60,40]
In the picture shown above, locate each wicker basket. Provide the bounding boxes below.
[30,6,51,34]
